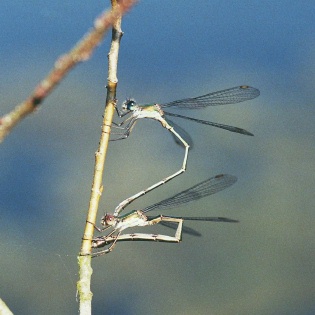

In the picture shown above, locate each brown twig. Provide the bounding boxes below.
[77,1,127,314]
[0,0,136,143]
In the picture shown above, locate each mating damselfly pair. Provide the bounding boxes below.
[88,85,259,256]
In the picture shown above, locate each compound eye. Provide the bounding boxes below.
[123,99,136,111]
[105,214,115,226]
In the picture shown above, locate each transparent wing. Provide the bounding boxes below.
[164,112,254,136]
[143,174,237,213]
[161,85,260,109]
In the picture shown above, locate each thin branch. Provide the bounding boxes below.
[0,0,136,143]
[77,1,127,314]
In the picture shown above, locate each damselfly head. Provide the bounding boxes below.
[101,213,116,226]
[122,98,137,111]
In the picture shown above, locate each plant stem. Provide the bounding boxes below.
[77,1,129,314]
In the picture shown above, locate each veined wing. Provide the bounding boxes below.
[143,174,237,213]
[161,85,260,109]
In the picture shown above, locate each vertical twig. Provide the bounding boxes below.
[77,1,126,314]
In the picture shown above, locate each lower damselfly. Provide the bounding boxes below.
[110,85,259,216]
[90,173,238,257]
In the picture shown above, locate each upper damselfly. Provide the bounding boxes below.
[109,85,259,217]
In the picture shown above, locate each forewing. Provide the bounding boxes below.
[161,86,260,109]
[143,174,237,213]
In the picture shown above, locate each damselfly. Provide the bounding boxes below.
[111,86,259,211]
[90,173,238,256]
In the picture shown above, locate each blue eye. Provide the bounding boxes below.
[123,100,135,110]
